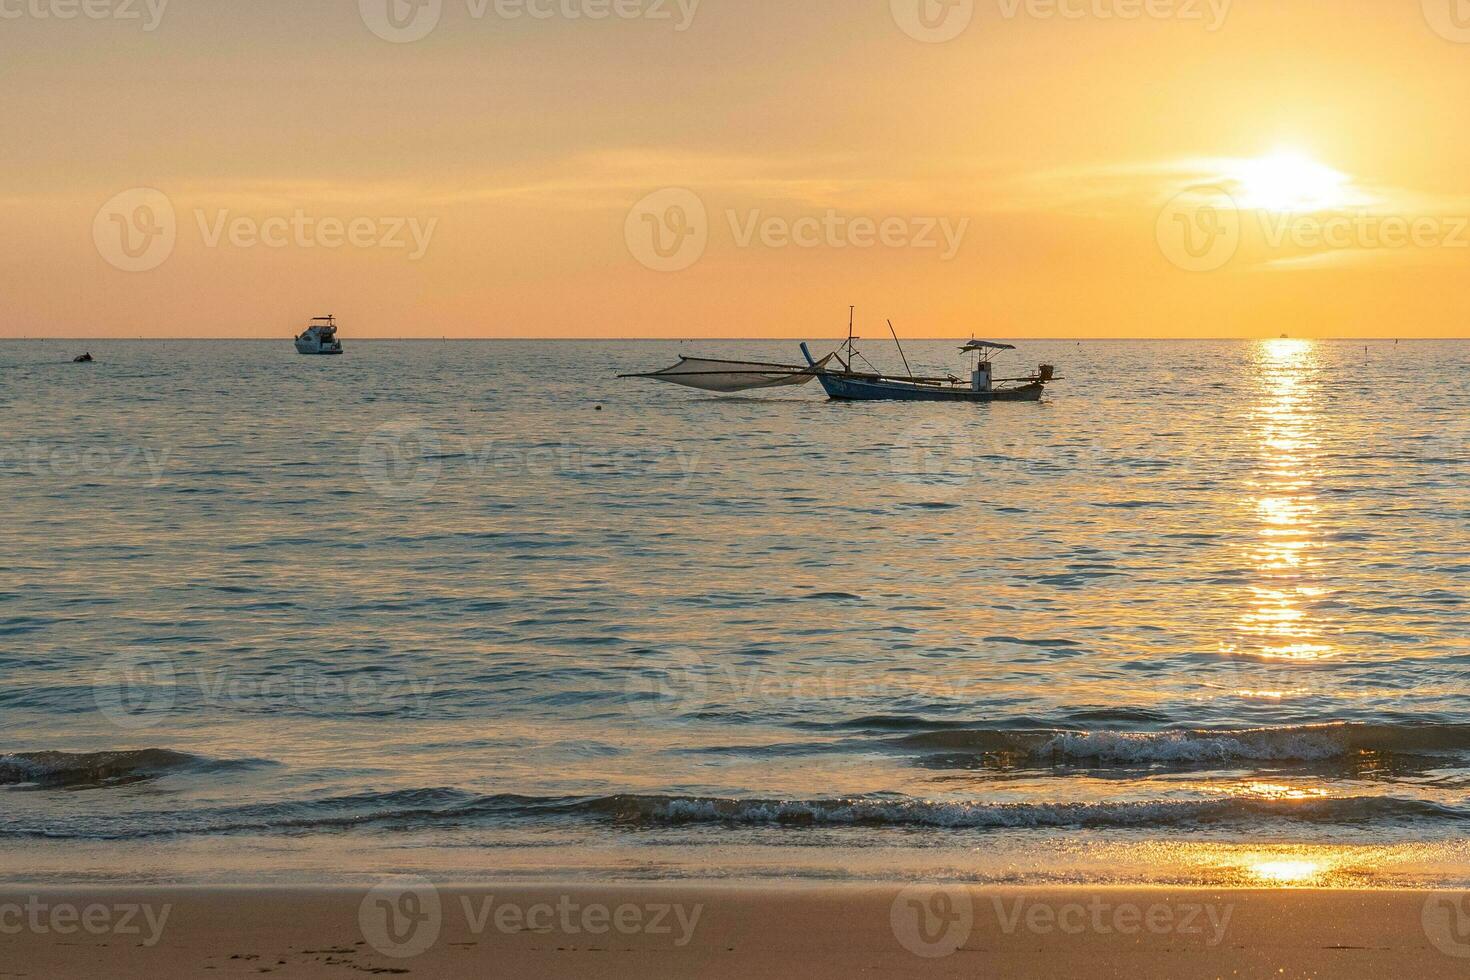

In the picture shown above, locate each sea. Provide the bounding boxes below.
[2,337,1469,887]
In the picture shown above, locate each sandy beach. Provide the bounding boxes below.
[2,882,1467,979]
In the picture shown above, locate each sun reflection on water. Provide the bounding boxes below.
[1248,858,1329,885]
[1092,840,1432,889]
[1226,781,1330,801]
[1234,339,1336,668]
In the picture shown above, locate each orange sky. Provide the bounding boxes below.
[4,0,1470,338]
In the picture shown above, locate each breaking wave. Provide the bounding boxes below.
[582,793,1467,829]
[6,786,1466,839]
[889,722,1470,764]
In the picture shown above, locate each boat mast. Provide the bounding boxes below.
[846,306,855,365]
[831,305,857,373]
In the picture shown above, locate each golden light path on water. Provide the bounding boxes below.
[1180,342,1453,888]
[1229,339,1336,703]
[1202,340,1338,855]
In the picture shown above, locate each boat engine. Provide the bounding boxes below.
[1038,364,1056,382]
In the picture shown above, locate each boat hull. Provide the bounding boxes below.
[816,374,1044,402]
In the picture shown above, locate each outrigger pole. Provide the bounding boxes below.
[887,319,914,380]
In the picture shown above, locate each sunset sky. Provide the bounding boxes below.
[5,0,1470,338]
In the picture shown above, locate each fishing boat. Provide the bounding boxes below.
[619,353,834,393]
[797,311,1056,402]
[294,315,343,355]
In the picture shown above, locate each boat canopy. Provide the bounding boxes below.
[959,340,1017,352]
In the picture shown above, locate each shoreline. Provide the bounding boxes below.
[6,832,1467,892]
[2,882,1467,978]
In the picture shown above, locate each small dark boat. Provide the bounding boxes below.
[797,311,1056,403]
[73,353,94,363]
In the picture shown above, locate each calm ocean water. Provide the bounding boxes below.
[3,338,1469,886]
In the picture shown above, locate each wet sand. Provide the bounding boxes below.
[2,882,1467,978]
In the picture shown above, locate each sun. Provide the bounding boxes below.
[1230,150,1352,212]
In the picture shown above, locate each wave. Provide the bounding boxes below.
[6,786,1466,839]
[0,749,268,789]
[580,793,1467,829]
[889,723,1470,764]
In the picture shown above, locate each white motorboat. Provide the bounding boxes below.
[295,315,343,355]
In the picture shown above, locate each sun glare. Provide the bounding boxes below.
[1232,151,1352,212]
[1248,859,1328,885]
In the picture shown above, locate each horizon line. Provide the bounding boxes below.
[4,336,1462,343]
